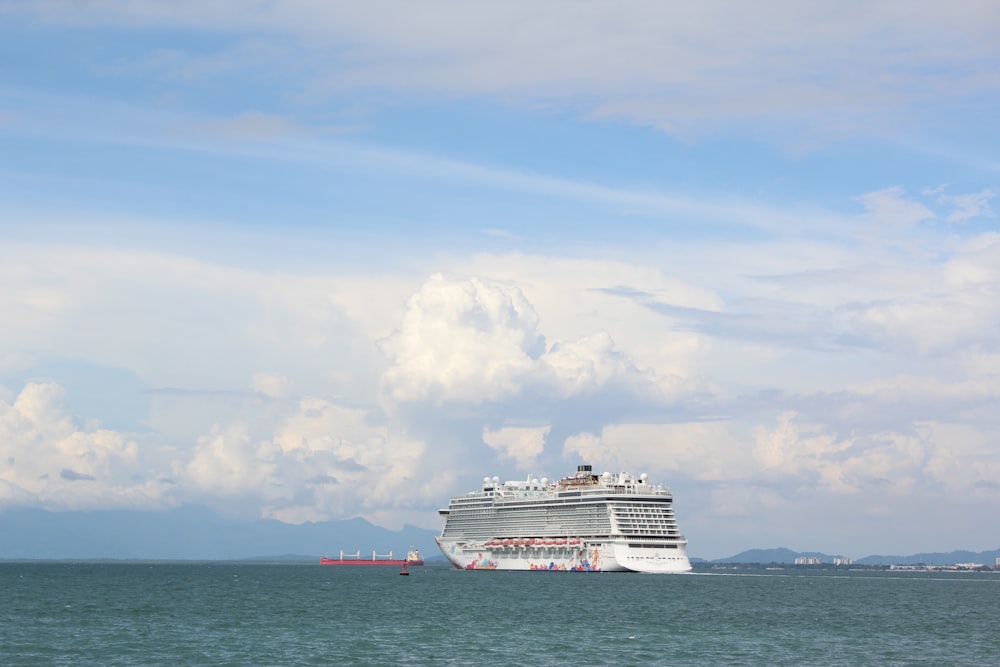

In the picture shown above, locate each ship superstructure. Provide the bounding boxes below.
[435,464,691,573]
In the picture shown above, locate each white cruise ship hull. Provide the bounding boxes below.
[435,537,691,573]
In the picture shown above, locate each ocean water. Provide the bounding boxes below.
[2,562,998,666]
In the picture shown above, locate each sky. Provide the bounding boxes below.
[1,1,999,560]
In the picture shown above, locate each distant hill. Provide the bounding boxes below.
[0,506,442,561]
[711,547,841,564]
[855,550,1000,566]
[708,546,1000,566]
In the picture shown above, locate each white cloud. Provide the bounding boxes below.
[856,186,935,227]
[0,378,434,526]
[184,422,278,496]
[561,406,1000,545]
[562,421,752,484]
[535,332,602,386]
[379,273,699,408]
[752,412,925,496]
[0,243,405,402]
[849,233,1000,354]
[540,333,646,398]
[0,383,165,510]
[940,188,996,223]
[12,1,1000,140]
[923,421,1000,498]
[379,273,544,404]
[250,372,292,399]
[443,253,722,373]
[181,392,430,525]
[562,432,604,466]
[483,424,550,468]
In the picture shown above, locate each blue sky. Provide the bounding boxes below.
[2,1,999,559]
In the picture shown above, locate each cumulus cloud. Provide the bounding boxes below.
[0,383,158,509]
[378,273,546,404]
[380,273,691,408]
[0,378,439,526]
[564,406,997,515]
[540,333,640,397]
[184,422,278,497]
[483,424,550,468]
[751,408,1000,507]
[178,392,432,525]
[752,411,927,496]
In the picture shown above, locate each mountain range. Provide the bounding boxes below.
[0,506,441,561]
[701,546,1000,566]
[1,507,996,566]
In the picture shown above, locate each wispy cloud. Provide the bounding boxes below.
[940,188,997,223]
[2,86,850,239]
[13,1,1000,142]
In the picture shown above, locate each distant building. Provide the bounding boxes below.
[795,556,821,565]
[996,557,1000,568]
[833,557,852,566]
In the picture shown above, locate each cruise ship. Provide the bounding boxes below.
[435,464,691,573]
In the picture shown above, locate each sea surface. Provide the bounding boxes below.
[2,561,998,666]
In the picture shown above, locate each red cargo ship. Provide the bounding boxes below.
[320,549,424,566]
